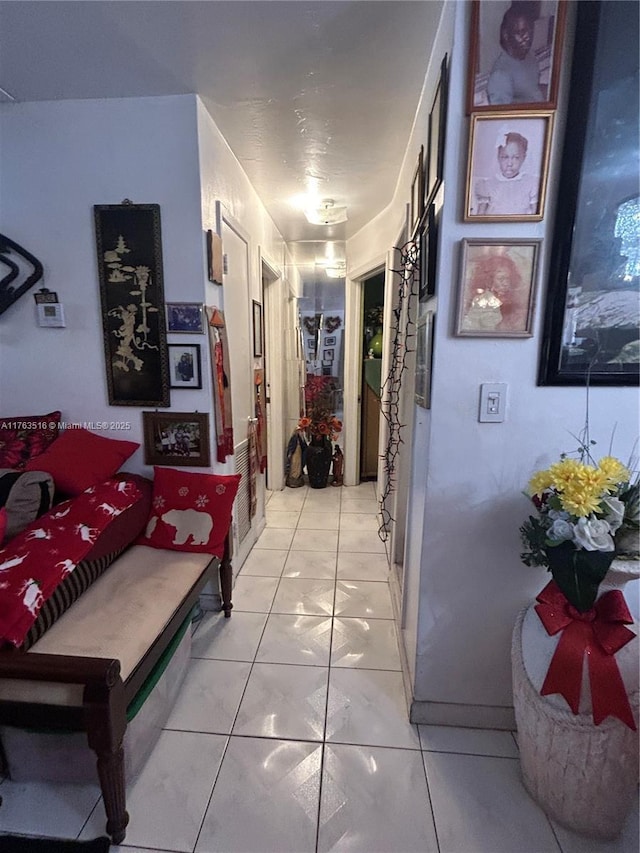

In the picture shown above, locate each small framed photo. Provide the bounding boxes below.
[455,238,541,337]
[142,410,210,467]
[168,344,202,389]
[415,311,434,409]
[324,335,337,347]
[323,348,334,361]
[166,302,204,334]
[206,229,223,285]
[419,204,438,303]
[425,55,448,206]
[466,0,567,114]
[464,112,554,222]
[252,299,263,357]
[410,145,425,238]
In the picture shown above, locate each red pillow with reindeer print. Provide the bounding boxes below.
[137,466,241,558]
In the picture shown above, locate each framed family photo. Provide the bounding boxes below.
[142,410,210,467]
[166,302,204,334]
[464,112,554,222]
[455,238,541,337]
[168,343,202,389]
[466,0,567,114]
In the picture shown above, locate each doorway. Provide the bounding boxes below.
[360,271,385,481]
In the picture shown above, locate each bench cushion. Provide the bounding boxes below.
[0,545,213,707]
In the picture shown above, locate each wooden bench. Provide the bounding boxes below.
[0,539,232,844]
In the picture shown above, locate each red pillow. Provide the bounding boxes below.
[137,466,241,558]
[0,411,61,470]
[24,428,139,495]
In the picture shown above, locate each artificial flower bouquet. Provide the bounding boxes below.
[298,375,342,444]
[520,454,638,612]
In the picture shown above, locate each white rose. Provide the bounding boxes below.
[601,496,625,534]
[573,517,614,552]
[548,509,570,522]
[548,519,575,543]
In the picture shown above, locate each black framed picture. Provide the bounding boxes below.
[410,145,425,238]
[425,54,448,207]
[142,410,210,467]
[539,1,639,386]
[252,299,263,357]
[168,344,202,389]
[166,302,204,334]
[414,311,434,409]
[419,204,438,303]
[94,203,170,407]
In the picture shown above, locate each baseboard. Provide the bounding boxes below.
[388,563,414,719]
[410,699,516,731]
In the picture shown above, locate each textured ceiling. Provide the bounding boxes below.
[0,1,443,245]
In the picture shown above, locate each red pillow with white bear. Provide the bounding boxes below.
[138,466,241,558]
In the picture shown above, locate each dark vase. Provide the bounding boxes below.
[545,542,616,612]
[305,437,332,488]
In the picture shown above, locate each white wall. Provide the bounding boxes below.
[348,3,639,723]
[0,95,207,473]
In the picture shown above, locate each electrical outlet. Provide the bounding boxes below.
[479,383,507,422]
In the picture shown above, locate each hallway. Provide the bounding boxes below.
[0,483,637,851]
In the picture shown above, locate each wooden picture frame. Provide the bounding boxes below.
[419,204,438,304]
[415,311,434,409]
[168,343,203,389]
[142,410,210,467]
[252,299,263,357]
[539,0,639,386]
[166,302,204,334]
[455,238,541,337]
[466,0,567,114]
[94,203,170,407]
[410,145,425,238]
[425,55,448,206]
[464,111,554,222]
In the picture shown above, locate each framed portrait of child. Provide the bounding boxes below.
[464,112,554,222]
[455,238,541,337]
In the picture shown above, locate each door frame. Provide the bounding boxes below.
[344,253,387,487]
[260,250,285,491]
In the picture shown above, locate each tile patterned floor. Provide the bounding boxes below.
[1,482,638,852]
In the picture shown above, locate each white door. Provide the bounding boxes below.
[221,212,259,568]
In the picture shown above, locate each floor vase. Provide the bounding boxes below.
[511,560,639,839]
[305,439,332,488]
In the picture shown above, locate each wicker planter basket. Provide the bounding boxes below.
[512,605,639,839]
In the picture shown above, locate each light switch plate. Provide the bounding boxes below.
[479,383,507,422]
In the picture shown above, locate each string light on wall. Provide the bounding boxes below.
[377,239,419,542]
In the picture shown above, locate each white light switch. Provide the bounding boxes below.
[479,383,507,422]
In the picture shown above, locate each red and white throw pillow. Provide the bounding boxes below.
[0,411,61,470]
[0,478,142,646]
[137,466,241,558]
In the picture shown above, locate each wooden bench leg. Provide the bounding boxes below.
[96,746,129,844]
[219,555,233,618]
[84,662,129,844]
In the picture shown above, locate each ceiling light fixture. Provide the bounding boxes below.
[325,261,347,279]
[304,199,348,226]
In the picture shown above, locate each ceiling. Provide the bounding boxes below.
[0,1,444,251]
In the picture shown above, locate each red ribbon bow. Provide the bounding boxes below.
[535,581,637,730]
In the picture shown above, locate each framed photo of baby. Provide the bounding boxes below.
[466,0,567,114]
[455,239,541,337]
[464,112,553,222]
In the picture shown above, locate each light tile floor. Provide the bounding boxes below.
[1,482,638,852]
